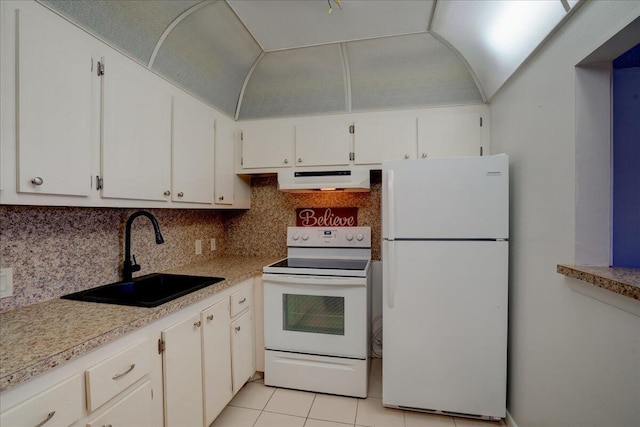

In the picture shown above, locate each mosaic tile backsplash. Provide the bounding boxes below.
[0,207,225,312]
[223,173,382,261]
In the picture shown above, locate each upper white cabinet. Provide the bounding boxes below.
[295,120,351,167]
[215,119,236,205]
[100,53,172,202]
[353,117,417,164]
[172,94,215,204]
[241,122,294,169]
[418,111,484,158]
[15,8,93,197]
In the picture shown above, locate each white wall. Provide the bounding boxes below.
[490,2,640,426]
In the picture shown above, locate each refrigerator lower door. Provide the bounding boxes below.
[382,240,508,419]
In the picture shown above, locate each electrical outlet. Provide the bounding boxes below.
[0,268,13,298]
[211,238,216,251]
[195,240,202,255]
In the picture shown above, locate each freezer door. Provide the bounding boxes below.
[382,155,508,239]
[382,240,508,418]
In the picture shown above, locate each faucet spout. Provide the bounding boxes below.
[123,211,165,281]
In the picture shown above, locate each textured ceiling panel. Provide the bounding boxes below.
[432,0,567,99]
[348,33,483,112]
[151,1,262,117]
[239,44,347,120]
[38,0,199,64]
[228,0,434,51]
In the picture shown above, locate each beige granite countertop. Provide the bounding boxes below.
[0,255,279,392]
[557,264,640,301]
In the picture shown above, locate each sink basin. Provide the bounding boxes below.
[62,273,225,307]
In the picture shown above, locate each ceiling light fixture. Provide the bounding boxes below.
[327,0,342,15]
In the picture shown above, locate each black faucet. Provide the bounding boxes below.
[123,211,165,282]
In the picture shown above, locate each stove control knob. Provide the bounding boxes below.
[346,233,354,241]
[302,234,309,241]
[292,233,300,241]
[356,233,364,241]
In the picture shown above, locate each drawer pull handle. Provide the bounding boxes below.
[112,364,135,380]
[239,298,247,304]
[235,326,241,332]
[34,411,55,427]
[194,320,202,328]
[207,314,214,321]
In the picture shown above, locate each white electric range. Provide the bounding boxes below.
[262,226,371,398]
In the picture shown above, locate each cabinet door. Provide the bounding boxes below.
[231,311,254,394]
[202,300,232,426]
[418,112,483,158]
[214,119,235,205]
[86,380,152,427]
[15,8,92,197]
[241,123,294,169]
[172,94,215,204]
[162,313,204,427]
[101,53,172,201]
[354,117,417,165]
[295,120,351,167]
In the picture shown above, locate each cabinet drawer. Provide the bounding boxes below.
[85,339,151,411]
[87,380,152,427]
[230,286,251,317]
[0,375,82,427]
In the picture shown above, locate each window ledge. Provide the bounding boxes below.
[558,265,640,316]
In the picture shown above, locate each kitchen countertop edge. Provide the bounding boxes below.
[0,255,278,392]
[557,264,640,301]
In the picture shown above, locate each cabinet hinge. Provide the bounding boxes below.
[349,152,355,161]
[480,117,483,127]
[91,58,93,72]
[349,125,355,134]
[240,157,243,166]
[158,338,165,354]
[95,175,103,191]
[480,146,484,156]
[97,61,105,76]
[240,132,243,141]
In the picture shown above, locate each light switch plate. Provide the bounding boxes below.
[0,268,13,298]
[211,238,216,251]
[195,240,202,255]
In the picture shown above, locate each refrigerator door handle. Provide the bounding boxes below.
[387,169,395,240]
[386,241,396,309]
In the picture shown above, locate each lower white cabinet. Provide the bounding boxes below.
[162,279,255,427]
[162,312,204,427]
[231,311,254,394]
[86,380,152,427]
[0,375,83,427]
[202,299,232,426]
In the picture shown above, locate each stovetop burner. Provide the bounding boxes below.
[269,258,369,271]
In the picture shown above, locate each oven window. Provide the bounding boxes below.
[282,294,345,336]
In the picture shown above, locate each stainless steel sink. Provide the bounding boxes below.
[61,273,225,307]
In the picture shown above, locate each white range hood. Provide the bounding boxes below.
[277,170,370,193]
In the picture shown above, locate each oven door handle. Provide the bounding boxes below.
[262,274,366,287]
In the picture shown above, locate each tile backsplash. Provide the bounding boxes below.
[0,206,224,312]
[1,173,381,312]
[223,173,381,260]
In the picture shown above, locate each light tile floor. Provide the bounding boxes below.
[212,358,505,427]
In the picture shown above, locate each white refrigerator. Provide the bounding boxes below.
[381,154,508,420]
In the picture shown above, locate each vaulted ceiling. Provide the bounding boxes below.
[39,0,581,120]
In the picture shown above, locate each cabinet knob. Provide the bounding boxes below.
[404,154,410,159]
[178,192,184,198]
[235,326,241,332]
[207,315,214,321]
[298,158,303,163]
[31,177,44,186]
[164,190,171,196]
[218,196,224,201]
[194,320,201,328]
[283,159,289,164]
[421,153,427,159]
